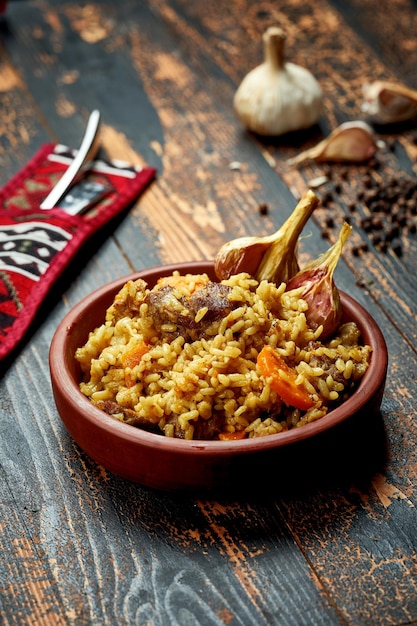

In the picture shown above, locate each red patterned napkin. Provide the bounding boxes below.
[0,143,156,361]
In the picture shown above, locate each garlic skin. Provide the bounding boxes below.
[287,121,383,166]
[362,80,417,124]
[214,237,273,280]
[234,27,323,136]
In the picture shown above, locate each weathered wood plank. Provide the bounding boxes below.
[1,1,417,625]
[328,0,417,88]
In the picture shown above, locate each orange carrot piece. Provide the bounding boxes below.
[156,274,208,294]
[121,341,149,370]
[257,345,315,411]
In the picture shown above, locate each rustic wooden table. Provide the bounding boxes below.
[1,1,417,624]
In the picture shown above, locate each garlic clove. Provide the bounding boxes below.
[287,121,383,166]
[234,27,323,137]
[362,80,417,124]
[214,189,319,283]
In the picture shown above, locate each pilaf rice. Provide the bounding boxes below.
[75,271,372,440]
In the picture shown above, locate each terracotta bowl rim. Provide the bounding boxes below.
[49,260,388,457]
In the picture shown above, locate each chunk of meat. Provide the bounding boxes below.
[146,285,194,327]
[187,282,237,324]
[307,353,348,386]
[94,399,159,431]
[192,412,225,440]
[146,281,238,341]
[166,412,224,440]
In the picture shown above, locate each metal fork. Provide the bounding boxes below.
[40,110,101,210]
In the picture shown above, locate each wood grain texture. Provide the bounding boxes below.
[1,0,417,624]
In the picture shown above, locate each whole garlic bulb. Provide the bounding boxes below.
[234,27,323,136]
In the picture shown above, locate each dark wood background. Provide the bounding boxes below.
[1,1,417,624]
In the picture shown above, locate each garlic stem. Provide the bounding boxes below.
[264,27,285,70]
[255,189,319,283]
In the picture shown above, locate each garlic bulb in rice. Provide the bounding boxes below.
[286,222,352,339]
[234,27,323,136]
[214,189,319,283]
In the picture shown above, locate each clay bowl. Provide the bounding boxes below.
[49,261,388,492]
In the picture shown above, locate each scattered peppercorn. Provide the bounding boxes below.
[363,175,372,189]
[391,240,403,256]
[314,159,416,258]
[371,216,383,230]
[321,191,333,205]
[377,240,389,253]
